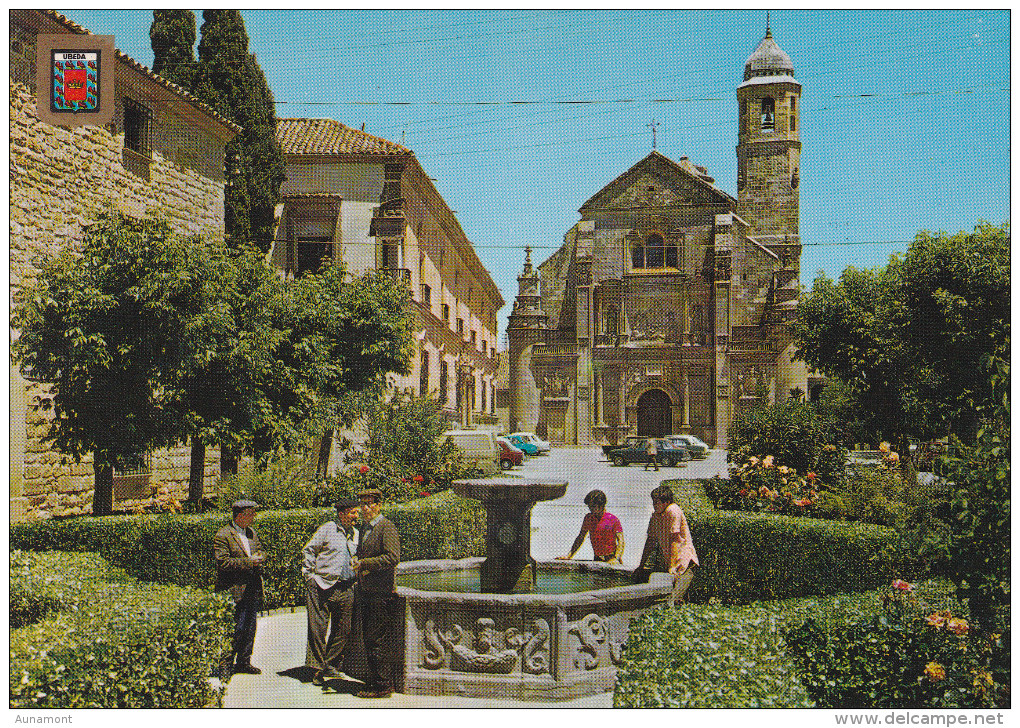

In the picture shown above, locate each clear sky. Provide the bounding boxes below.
[57,9,1010,347]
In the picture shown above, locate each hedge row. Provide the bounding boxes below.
[10,551,232,708]
[614,580,960,708]
[684,509,927,604]
[10,489,486,610]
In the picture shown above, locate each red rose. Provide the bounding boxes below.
[420,491,431,498]
[358,465,369,475]
[413,475,424,483]
[806,472,817,480]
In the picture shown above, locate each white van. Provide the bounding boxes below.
[442,430,500,476]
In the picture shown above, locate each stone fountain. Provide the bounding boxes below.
[389,478,675,700]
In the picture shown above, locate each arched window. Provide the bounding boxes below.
[604,306,618,337]
[789,96,796,132]
[631,234,679,270]
[761,96,775,131]
[419,350,429,396]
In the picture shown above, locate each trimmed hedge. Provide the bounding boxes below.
[685,509,926,604]
[10,551,232,708]
[10,489,485,610]
[614,581,959,708]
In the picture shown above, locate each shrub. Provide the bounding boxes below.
[728,399,827,475]
[614,584,950,708]
[362,390,470,491]
[706,459,820,515]
[786,580,1008,708]
[685,509,925,604]
[10,550,121,628]
[214,451,319,510]
[10,551,232,708]
[10,491,486,610]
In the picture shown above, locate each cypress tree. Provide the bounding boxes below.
[192,10,285,252]
[149,10,197,88]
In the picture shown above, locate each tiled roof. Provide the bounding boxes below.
[276,118,412,157]
[37,10,240,134]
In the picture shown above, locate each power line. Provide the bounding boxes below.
[272,85,1008,107]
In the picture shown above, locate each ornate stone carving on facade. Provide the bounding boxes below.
[421,616,551,675]
[629,308,667,342]
[568,614,624,670]
[542,371,570,397]
[737,366,767,399]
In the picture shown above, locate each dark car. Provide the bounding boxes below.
[609,438,691,467]
[601,435,646,458]
[496,436,524,469]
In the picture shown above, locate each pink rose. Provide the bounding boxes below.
[891,579,915,592]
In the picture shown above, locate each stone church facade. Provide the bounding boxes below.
[505,28,816,447]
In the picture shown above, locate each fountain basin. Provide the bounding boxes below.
[393,558,674,700]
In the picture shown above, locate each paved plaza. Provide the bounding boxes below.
[223,447,727,708]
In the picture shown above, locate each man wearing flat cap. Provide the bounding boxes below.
[301,498,361,685]
[214,499,266,678]
[354,488,400,698]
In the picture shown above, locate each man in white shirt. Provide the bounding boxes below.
[302,498,360,685]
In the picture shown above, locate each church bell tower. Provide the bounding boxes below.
[736,22,801,245]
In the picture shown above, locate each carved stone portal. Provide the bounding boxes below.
[422,616,551,675]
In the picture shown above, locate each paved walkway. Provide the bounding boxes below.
[223,448,727,708]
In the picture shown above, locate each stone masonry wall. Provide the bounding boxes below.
[10,22,230,520]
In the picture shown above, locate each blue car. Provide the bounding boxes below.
[506,434,539,456]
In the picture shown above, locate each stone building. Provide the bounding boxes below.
[272,119,503,458]
[10,10,239,520]
[505,27,815,447]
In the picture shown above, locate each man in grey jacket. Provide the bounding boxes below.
[302,498,360,685]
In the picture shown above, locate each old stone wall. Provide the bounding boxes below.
[10,23,229,520]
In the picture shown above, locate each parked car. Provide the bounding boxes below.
[609,438,690,467]
[441,429,500,476]
[667,434,710,459]
[508,431,551,455]
[505,434,539,457]
[496,436,524,470]
[601,435,645,458]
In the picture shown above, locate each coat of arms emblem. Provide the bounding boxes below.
[51,49,101,112]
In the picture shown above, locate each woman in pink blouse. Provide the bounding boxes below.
[634,484,699,606]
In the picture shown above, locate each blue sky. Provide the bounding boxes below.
[58,9,1010,345]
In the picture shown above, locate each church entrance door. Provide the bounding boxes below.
[637,389,672,437]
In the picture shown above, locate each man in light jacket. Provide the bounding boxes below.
[302,498,361,686]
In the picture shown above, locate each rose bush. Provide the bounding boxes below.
[785,579,1008,708]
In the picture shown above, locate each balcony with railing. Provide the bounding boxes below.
[379,267,411,286]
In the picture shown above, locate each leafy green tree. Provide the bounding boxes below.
[12,210,221,515]
[283,265,415,473]
[191,10,284,252]
[149,10,197,88]
[794,222,1010,448]
[176,248,291,501]
[942,341,1010,636]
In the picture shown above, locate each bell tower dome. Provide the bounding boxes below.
[736,23,801,248]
